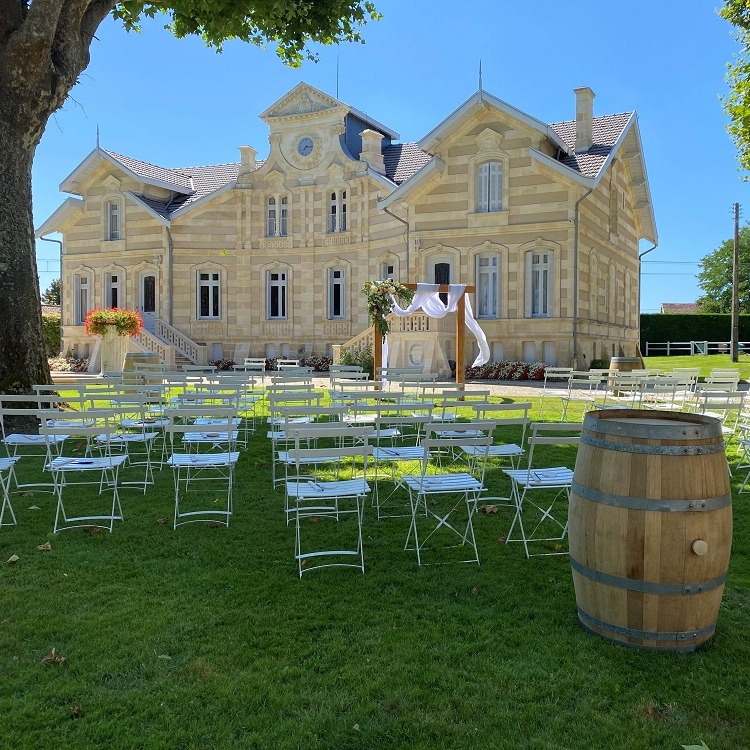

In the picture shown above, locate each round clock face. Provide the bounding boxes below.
[297,137,314,156]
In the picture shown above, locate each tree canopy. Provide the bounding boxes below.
[41,279,61,306]
[696,224,750,312]
[0,1,380,393]
[721,0,750,176]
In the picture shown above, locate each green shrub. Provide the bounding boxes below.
[340,345,374,377]
[41,312,61,356]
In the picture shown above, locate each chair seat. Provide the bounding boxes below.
[287,478,370,499]
[96,432,159,444]
[372,446,425,461]
[504,467,574,487]
[167,452,239,468]
[461,443,523,458]
[4,433,68,446]
[49,456,127,471]
[403,473,484,493]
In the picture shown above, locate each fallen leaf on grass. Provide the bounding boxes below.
[497,537,506,544]
[308,517,320,524]
[69,703,82,719]
[28,505,41,511]
[156,518,169,525]
[41,648,66,665]
[6,554,19,564]
[470,586,479,596]
[37,542,52,551]
[84,526,101,535]
[480,505,498,514]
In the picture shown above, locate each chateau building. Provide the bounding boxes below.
[36,82,656,370]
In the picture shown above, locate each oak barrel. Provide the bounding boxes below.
[569,410,732,651]
[609,356,642,373]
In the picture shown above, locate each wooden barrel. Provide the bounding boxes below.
[569,410,732,651]
[609,356,642,373]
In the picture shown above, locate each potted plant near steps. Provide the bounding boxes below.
[84,308,143,373]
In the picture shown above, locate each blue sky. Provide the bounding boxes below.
[32,1,750,313]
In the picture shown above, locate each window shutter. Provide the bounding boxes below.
[489,162,502,212]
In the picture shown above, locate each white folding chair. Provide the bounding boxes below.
[165,414,240,528]
[464,402,532,471]
[503,422,582,558]
[285,441,372,577]
[0,456,21,527]
[39,416,128,534]
[403,426,492,566]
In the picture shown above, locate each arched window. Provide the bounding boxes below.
[106,200,121,241]
[328,190,347,233]
[267,195,289,237]
[105,272,121,308]
[476,162,502,213]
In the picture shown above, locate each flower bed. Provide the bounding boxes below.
[48,355,90,372]
[465,360,546,381]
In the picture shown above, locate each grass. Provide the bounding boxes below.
[643,353,750,381]
[0,394,748,749]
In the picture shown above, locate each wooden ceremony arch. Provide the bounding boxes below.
[373,284,475,385]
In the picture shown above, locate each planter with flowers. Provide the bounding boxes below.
[362,279,414,337]
[84,308,143,373]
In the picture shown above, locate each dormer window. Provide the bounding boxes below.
[106,200,121,240]
[476,162,502,213]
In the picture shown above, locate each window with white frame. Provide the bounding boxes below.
[475,161,502,213]
[106,200,121,241]
[328,268,346,319]
[328,190,347,233]
[74,274,90,324]
[105,272,121,309]
[475,253,500,318]
[197,271,221,319]
[267,195,289,237]
[525,251,552,318]
[267,270,287,320]
[380,261,395,280]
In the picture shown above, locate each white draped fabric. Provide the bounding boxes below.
[382,283,490,376]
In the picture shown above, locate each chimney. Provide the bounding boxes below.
[238,145,257,177]
[359,129,385,174]
[574,87,595,154]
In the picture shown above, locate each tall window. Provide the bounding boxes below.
[197,271,220,319]
[434,261,450,305]
[105,273,121,309]
[267,196,289,237]
[328,190,347,233]
[267,270,287,320]
[526,251,552,318]
[380,261,395,280]
[142,275,156,313]
[476,161,502,213]
[475,254,499,318]
[74,274,90,324]
[107,201,120,241]
[328,268,346,319]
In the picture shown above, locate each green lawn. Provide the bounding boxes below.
[643,353,750,381]
[0,396,747,749]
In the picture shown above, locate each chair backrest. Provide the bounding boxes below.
[525,422,583,469]
[544,367,573,382]
[163,413,238,451]
[420,432,493,482]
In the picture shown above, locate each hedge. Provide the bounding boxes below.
[42,313,61,356]
[640,313,750,351]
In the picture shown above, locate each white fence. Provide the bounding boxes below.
[645,341,750,356]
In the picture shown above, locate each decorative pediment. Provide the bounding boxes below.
[103,175,122,193]
[326,163,345,182]
[261,83,345,123]
[475,128,504,152]
[266,170,286,189]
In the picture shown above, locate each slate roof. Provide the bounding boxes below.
[548,113,633,178]
[383,143,433,185]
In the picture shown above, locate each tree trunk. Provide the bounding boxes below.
[0,112,51,393]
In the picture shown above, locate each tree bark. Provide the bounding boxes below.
[0,0,116,394]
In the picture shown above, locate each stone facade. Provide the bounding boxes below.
[37,82,656,368]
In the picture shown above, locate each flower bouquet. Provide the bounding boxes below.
[362,279,414,336]
[84,308,143,337]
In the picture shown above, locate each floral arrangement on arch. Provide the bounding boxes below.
[362,279,414,336]
[84,308,143,337]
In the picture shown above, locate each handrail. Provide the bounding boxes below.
[131,328,176,366]
[155,319,208,364]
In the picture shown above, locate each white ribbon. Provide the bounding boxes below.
[381,283,490,380]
